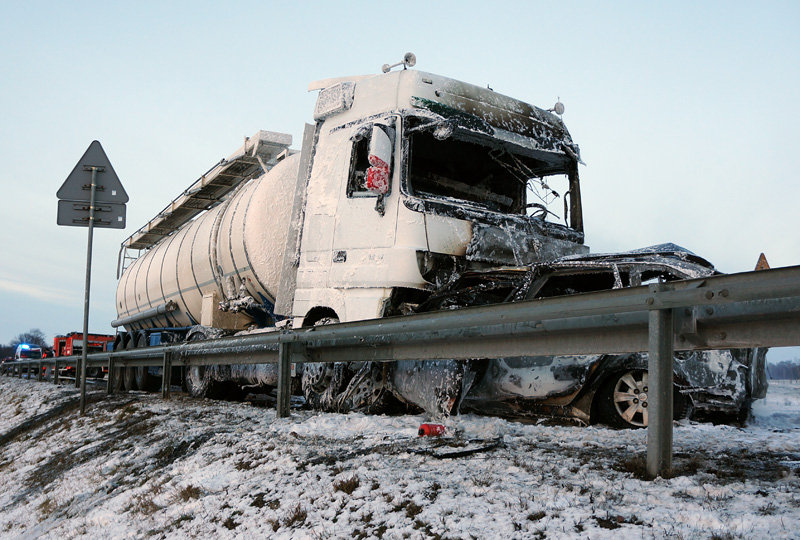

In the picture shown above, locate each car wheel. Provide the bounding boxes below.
[596,369,690,428]
[596,369,649,428]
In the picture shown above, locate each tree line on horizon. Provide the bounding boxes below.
[767,360,800,381]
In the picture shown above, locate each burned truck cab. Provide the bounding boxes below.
[296,69,588,324]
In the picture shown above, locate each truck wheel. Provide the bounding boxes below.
[135,367,159,392]
[123,336,138,391]
[182,329,245,400]
[133,333,159,391]
[302,317,348,411]
[595,369,690,429]
[184,365,245,401]
[123,367,138,391]
[185,365,211,398]
[111,365,125,393]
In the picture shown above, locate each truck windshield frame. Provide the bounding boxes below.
[401,114,582,230]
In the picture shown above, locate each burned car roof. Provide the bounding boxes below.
[416,244,719,314]
[552,243,717,279]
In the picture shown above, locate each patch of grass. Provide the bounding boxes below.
[471,472,493,487]
[235,459,255,471]
[425,481,441,502]
[758,502,777,516]
[405,501,423,519]
[131,493,161,515]
[251,492,267,508]
[172,514,193,527]
[527,510,546,521]
[177,485,201,501]
[595,512,644,529]
[251,493,281,510]
[38,497,56,517]
[710,532,741,540]
[334,475,360,495]
[284,504,307,528]
[413,519,443,539]
[674,454,704,476]
[223,515,239,530]
[595,515,621,530]
[614,454,649,480]
[267,518,279,532]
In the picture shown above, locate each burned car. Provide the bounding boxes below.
[396,244,768,428]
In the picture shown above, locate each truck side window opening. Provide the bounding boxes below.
[347,135,373,197]
[406,118,570,220]
[347,123,394,198]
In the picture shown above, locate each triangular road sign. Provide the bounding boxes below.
[755,253,770,271]
[57,140,128,203]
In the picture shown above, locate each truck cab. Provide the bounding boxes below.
[293,70,587,325]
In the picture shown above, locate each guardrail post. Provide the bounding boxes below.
[18,364,22,378]
[647,283,674,479]
[161,350,173,399]
[107,356,115,394]
[277,342,292,418]
[37,361,42,382]
[53,359,60,385]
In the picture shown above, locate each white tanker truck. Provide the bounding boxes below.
[112,56,766,427]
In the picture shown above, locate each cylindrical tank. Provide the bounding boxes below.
[115,154,301,331]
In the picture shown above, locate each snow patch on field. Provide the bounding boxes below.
[0,378,798,538]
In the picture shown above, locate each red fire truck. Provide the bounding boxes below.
[53,332,115,378]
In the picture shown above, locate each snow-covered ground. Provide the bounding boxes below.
[0,377,798,539]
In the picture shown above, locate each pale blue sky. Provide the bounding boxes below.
[1,1,798,359]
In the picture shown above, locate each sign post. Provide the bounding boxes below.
[57,141,127,415]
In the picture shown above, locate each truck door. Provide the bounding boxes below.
[331,118,400,287]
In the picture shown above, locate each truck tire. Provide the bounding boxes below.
[594,369,690,429]
[302,317,348,411]
[111,365,125,393]
[185,365,211,398]
[123,336,138,391]
[134,333,159,391]
[183,329,246,401]
[123,367,138,391]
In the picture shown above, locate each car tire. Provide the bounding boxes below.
[595,369,689,429]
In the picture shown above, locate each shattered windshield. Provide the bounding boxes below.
[405,117,571,222]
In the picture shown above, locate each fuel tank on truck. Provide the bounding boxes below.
[115,154,301,331]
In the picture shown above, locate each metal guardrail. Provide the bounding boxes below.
[4,265,800,478]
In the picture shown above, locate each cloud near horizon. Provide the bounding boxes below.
[0,276,78,305]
